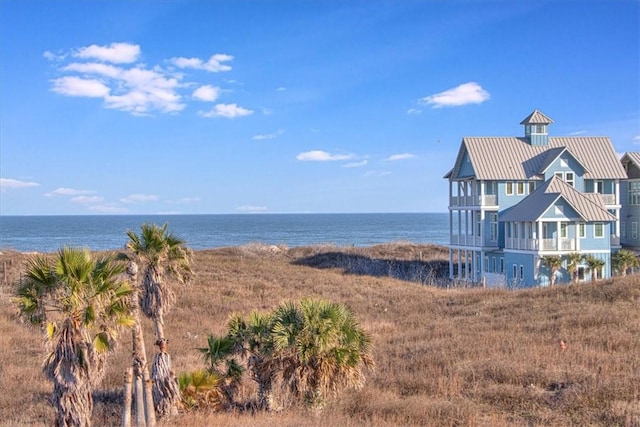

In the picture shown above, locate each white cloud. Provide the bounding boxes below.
[421,82,490,108]
[569,130,588,136]
[74,42,140,64]
[170,54,233,72]
[0,178,39,190]
[277,87,287,91]
[71,195,104,204]
[385,153,416,161]
[633,135,640,144]
[343,160,368,168]
[199,103,253,119]
[120,193,159,203]
[296,150,355,161]
[407,108,421,115]
[58,62,185,114]
[237,205,268,212]
[45,187,95,197]
[192,85,221,102]
[252,129,285,140]
[51,76,111,98]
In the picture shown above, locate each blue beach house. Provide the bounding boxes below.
[445,110,626,287]
[620,152,640,249]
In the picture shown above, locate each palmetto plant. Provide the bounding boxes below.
[219,298,374,410]
[541,255,563,287]
[126,223,193,418]
[15,247,133,427]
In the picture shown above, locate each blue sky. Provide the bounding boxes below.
[1,1,638,215]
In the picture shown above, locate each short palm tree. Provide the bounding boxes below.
[566,252,583,285]
[223,298,374,410]
[541,255,563,286]
[15,247,133,427]
[584,255,606,282]
[611,249,639,277]
[126,223,193,418]
[274,299,374,408]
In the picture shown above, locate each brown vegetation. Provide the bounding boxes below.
[1,243,639,426]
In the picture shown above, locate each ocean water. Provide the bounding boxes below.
[0,213,449,253]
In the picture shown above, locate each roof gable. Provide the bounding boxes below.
[538,146,589,175]
[520,110,554,125]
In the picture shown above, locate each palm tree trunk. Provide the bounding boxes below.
[127,262,156,427]
[122,368,133,427]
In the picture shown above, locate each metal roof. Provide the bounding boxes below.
[499,176,616,222]
[520,110,554,125]
[449,136,626,181]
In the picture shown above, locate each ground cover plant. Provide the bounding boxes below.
[1,242,639,426]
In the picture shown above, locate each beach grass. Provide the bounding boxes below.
[1,243,639,426]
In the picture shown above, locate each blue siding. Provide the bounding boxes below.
[458,151,475,177]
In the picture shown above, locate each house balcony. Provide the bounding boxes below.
[505,237,576,251]
[449,194,498,208]
[450,235,499,248]
[504,235,620,251]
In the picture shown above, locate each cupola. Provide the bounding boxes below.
[520,110,554,146]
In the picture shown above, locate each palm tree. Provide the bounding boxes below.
[611,249,639,277]
[15,247,133,427]
[541,255,563,286]
[272,299,374,408]
[584,255,606,282]
[126,223,193,418]
[566,252,583,285]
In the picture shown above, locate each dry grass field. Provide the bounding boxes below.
[1,242,639,426]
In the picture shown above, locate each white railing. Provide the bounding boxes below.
[450,235,483,246]
[449,194,498,207]
[599,194,616,205]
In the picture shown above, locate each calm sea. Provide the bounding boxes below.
[0,213,449,253]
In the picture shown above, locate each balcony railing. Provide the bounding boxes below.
[598,194,617,205]
[449,194,498,207]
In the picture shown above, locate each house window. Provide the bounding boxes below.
[633,222,638,240]
[595,181,604,194]
[628,181,640,205]
[513,264,517,280]
[594,223,604,238]
[565,172,575,187]
[533,124,547,134]
[475,212,482,237]
[560,159,568,168]
[506,182,513,195]
[529,181,536,193]
[621,222,626,239]
[560,223,568,238]
[578,223,586,238]
[513,222,519,238]
[517,182,525,195]
[555,172,563,180]
[484,256,489,272]
[489,213,498,241]
[520,265,524,280]
[500,258,505,273]
[492,257,497,273]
